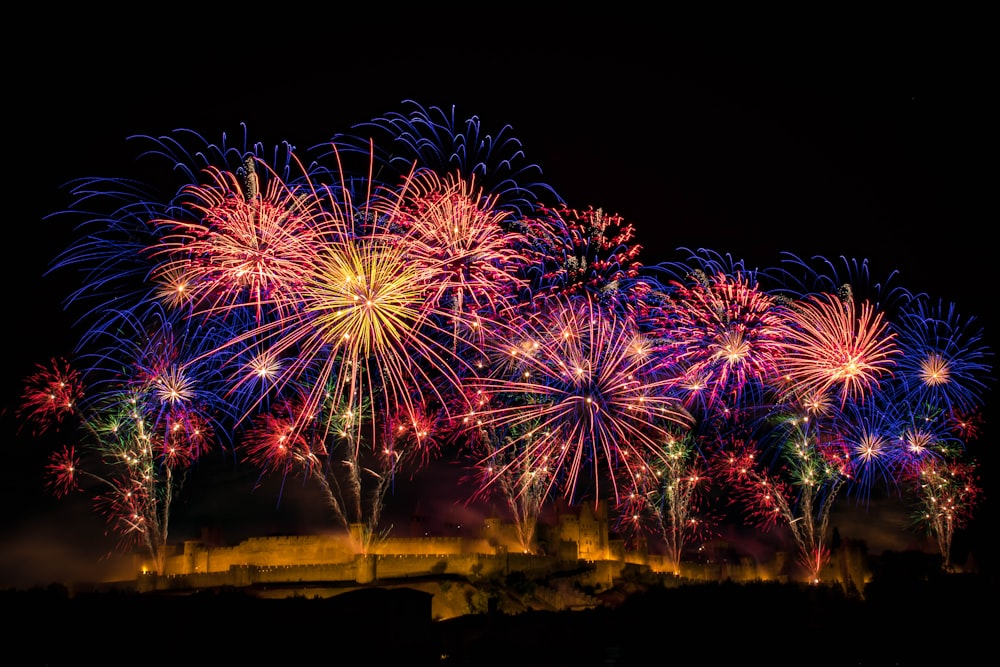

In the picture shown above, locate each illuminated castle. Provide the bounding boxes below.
[138,500,624,579]
[125,499,869,618]
[135,501,771,585]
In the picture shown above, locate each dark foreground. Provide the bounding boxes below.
[5,572,994,666]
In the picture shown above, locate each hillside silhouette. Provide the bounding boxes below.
[5,550,993,666]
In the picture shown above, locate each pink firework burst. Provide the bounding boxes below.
[777,292,899,405]
[533,204,643,294]
[383,402,449,469]
[385,170,529,326]
[658,271,788,414]
[151,155,325,320]
[526,204,655,321]
[159,411,214,468]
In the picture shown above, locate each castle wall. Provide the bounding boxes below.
[160,534,358,576]
[678,558,760,582]
[482,518,537,553]
[374,553,494,579]
[138,561,361,592]
[372,535,492,556]
[506,552,563,577]
[132,501,852,596]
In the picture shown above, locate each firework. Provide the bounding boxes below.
[715,421,852,583]
[835,393,908,501]
[775,292,899,405]
[18,357,85,435]
[461,291,693,505]
[381,169,531,346]
[891,398,965,474]
[192,154,510,540]
[149,154,327,321]
[906,455,982,570]
[44,445,80,498]
[654,270,788,418]
[525,204,658,317]
[890,296,994,417]
[326,99,563,217]
[616,430,717,574]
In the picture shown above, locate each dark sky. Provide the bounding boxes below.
[3,14,994,588]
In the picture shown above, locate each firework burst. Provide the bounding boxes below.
[776,292,899,405]
[655,271,788,417]
[382,169,530,345]
[462,291,692,505]
[18,357,85,435]
[149,154,327,321]
[890,297,994,417]
[527,204,659,319]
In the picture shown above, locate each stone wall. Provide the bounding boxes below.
[163,534,357,576]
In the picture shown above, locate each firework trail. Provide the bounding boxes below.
[906,455,982,570]
[616,429,718,574]
[463,415,555,553]
[715,418,853,583]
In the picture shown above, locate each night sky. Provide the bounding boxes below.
[3,14,994,588]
